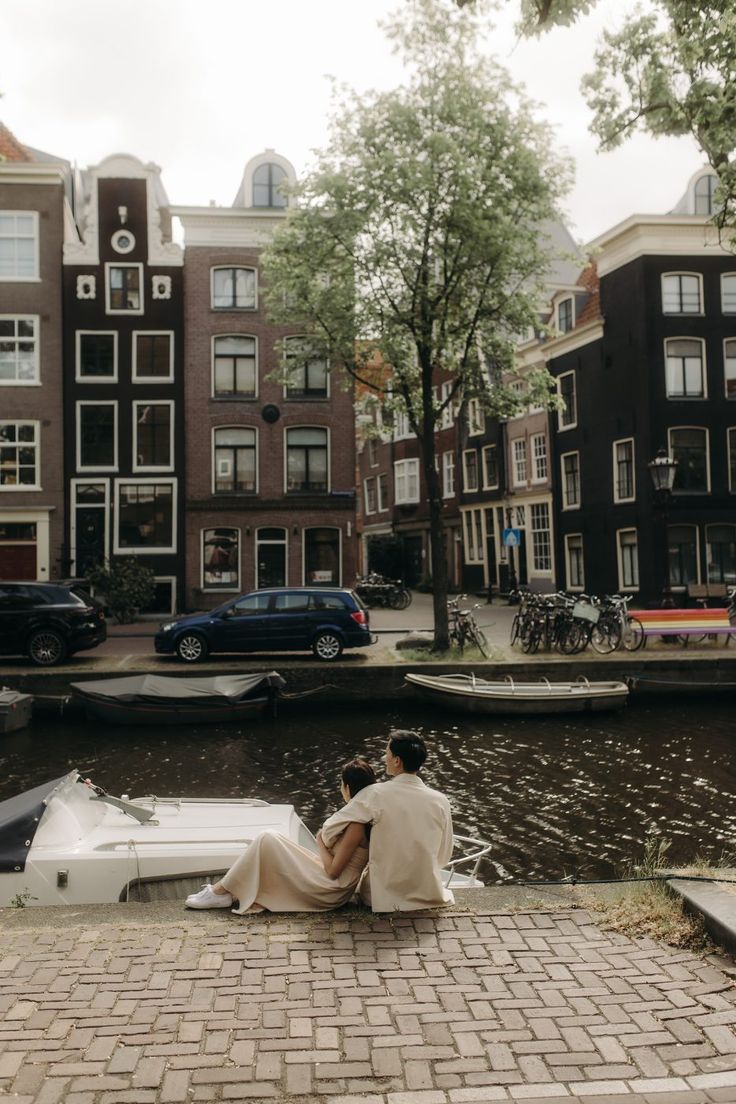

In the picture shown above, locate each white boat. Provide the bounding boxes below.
[405,672,629,714]
[0,770,489,908]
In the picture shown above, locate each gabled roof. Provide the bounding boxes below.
[0,121,33,162]
[573,261,600,328]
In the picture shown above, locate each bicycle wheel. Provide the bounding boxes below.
[590,616,621,654]
[622,615,646,651]
[398,588,412,609]
[556,620,590,654]
[467,623,489,657]
[510,613,521,646]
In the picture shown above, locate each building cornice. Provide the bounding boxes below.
[588,216,731,277]
[0,164,68,185]
[171,206,288,249]
[538,318,604,361]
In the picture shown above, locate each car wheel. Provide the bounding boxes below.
[312,631,343,661]
[176,632,209,663]
[28,628,68,667]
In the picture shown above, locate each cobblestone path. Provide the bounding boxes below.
[2,907,736,1104]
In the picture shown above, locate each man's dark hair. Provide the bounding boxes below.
[389,730,427,773]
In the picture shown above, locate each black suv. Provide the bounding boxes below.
[0,582,107,666]
[154,587,373,662]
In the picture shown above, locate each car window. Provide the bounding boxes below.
[232,593,271,616]
[318,594,348,611]
[274,594,310,612]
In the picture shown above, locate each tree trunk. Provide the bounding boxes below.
[421,445,450,650]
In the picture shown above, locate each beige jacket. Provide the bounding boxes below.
[320,773,454,912]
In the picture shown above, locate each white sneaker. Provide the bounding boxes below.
[185,884,233,909]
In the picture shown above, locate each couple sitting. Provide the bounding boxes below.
[185,731,454,914]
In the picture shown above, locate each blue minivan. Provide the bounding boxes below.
[154,587,373,663]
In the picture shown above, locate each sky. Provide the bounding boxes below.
[1,0,703,245]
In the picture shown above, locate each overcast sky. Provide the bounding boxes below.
[1,0,703,244]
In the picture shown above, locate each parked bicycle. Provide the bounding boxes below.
[355,573,412,610]
[589,594,645,653]
[683,583,736,645]
[447,595,489,657]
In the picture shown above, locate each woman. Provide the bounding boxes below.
[185,758,376,913]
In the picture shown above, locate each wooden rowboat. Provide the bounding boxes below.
[405,673,629,714]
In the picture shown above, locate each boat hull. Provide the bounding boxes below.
[405,673,629,714]
[80,695,270,726]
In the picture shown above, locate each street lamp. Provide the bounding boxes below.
[648,448,678,606]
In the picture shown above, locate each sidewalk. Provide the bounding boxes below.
[2,892,736,1104]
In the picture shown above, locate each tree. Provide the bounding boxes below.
[263,0,571,650]
[515,1,736,233]
[87,558,156,625]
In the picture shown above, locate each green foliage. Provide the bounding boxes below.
[87,558,156,625]
[10,889,37,909]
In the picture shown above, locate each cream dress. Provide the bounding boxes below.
[221,828,368,914]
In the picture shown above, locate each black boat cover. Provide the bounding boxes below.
[70,671,285,705]
[0,773,70,874]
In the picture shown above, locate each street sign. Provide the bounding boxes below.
[503,528,521,548]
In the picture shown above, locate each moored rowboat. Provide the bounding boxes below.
[405,672,629,714]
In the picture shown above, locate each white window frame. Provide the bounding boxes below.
[113,477,177,555]
[0,211,39,282]
[481,445,499,490]
[557,296,574,333]
[530,501,553,575]
[377,472,388,512]
[75,330,119,384]
[76,401,118,473]
[363,476,377,516]
[612,437,636,503]
[564,533,584,592]
[394,458,419,504]
[557,370,577,431]
[210,265,258,311]
[284,425,331,495]
[440,381,455,429]
[282,335,330,400]
[132,331,175,383]
[724,338,736,400]
[0,315,40,385]
[512,438,527,487]
[201,527,241,594]
[462,507,485,564]
[661,272,703,316]
[668,425,711,494]
[442,450,455,498]
[133,400,175,473]
[561,450,581,510]
[467,398,485,436]
[616,528,640,591]
[212,425,259,495]
[665,337,707,399]
[721,273,736,315]
[531,433,547,483]
[393,406,412,441]
[70,478,110,574]
[0,420,40,490]
[211,333,258,399]
[462,449,479,493]
[104,262,144,315]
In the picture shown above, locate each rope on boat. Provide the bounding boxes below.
[280,684,343,700]
[513,873,736,887]
[627,676,736,689]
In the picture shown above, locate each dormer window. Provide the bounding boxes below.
[253,163,287,208]
[557,297,573,333]
[694,174,718,216]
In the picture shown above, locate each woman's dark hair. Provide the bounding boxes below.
[341,757,376,798]
[389,731,427,773]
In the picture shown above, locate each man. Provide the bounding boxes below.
[319,731,454,912]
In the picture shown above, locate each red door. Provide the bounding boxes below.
[0,544,37,580]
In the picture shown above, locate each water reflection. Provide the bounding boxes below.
[1,697,734,882]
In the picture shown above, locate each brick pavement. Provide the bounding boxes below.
[1,906,736,1104]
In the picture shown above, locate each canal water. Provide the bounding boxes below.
[2,697,734,883]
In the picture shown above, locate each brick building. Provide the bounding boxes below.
[173,152,357,610]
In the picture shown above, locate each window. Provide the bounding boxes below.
[77,332,117,382]
[305,527,341,585]
[368,438,378,467]
[284,337,328,398]
[0,422,39,487]
[0,212,38,280]
[133,333,173,382]
[253,162,287,208]
[512,438,527,485]
[0,317,38,384]
[77,403,117,470]
[613,438,635,501]
[694,174,718,216]
[203,528,240,590]
[393,406,411,440]
[561,451,580,508]
[233,591,272,615]
[669,427,709,493]
[378,473,388,511]
[662,273,702,315]
[364,477,377,515]
[721,274,736,314]
[115,481,175,552]
[442,451,455,498]
[214,427,256,493]
[706,524,736,584]
[531,434,547,482]
[725,340,736,398]
[211,267,256,310]
[730,428,736,492]
[565,534,584,590]
[467,398,485,436]
[213,335,256,398]
[394,458,419,504]
[617,529,639,589]
[106,264,142,313]
[482,445,498,489]
[462,449,479,492]
[440,381,455,429]
[134,402,173,471]
[286,427,328,492]
[665,338,705,398]
[558,371,577,429]
[557,297,573,333]
[463,508,485,564]
[668,524,698,586]
[530,503,552,572]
